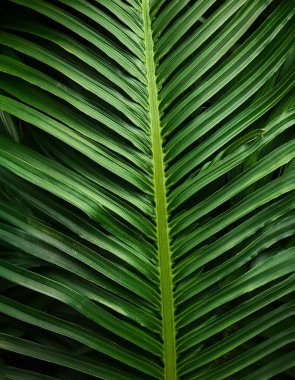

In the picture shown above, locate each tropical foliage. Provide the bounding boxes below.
[0,0,294,379]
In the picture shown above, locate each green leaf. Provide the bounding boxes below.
[0,1,294,378]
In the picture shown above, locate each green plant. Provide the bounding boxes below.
[0,0,294,379]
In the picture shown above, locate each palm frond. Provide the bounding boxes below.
[0,0,294,379]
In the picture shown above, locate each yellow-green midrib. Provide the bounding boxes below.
[142,1,177,378]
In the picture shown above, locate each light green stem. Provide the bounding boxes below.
[142,1,177,378]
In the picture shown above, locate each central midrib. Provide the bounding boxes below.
[142,1,177,378]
